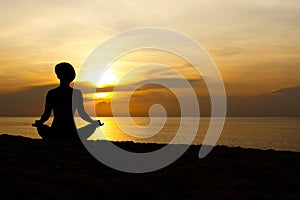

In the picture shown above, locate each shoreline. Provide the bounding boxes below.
[1,133,299,153]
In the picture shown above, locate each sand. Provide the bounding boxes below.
[0,134,299,199]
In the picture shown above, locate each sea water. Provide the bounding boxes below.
[0,117,299,152]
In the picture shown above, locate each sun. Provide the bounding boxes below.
[93,92,112,99]
[81,69,120,100]
[91,70,119,100]
[97,69,119,87]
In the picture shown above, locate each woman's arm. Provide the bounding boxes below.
[40,91,52,123]
[76,90,95,124]
[34,91,52,126]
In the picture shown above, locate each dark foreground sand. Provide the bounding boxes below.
[0,134,299,200]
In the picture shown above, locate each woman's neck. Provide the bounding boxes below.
[59,82,71,88]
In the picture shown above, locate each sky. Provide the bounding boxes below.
[0,0,299,116]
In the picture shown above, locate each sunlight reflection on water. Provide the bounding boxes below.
[0,117,299,152]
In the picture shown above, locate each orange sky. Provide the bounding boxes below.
[0,0,299,116]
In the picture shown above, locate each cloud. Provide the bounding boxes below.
[227,86,300,116]
[94,78,204,93]
[0,83,299,116]
[1,0,300,97]
[268,86,300,97]
[95,84,300,117]
[0,84,56,116]
[0,1,299,116]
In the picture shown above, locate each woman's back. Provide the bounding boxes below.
[48,86,77,136]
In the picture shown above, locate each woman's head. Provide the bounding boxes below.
[55,62,76,83]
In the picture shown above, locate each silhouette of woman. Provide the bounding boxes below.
[33,62,103,140]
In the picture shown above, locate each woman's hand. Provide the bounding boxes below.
[93,120,104,127]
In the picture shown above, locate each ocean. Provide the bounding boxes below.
[0,117,299,152]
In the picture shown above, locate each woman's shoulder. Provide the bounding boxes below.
[46,88,56,95]
[72,88,83,103]
[47,87,81,95]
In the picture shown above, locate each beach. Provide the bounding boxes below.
[0,134,299,199]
